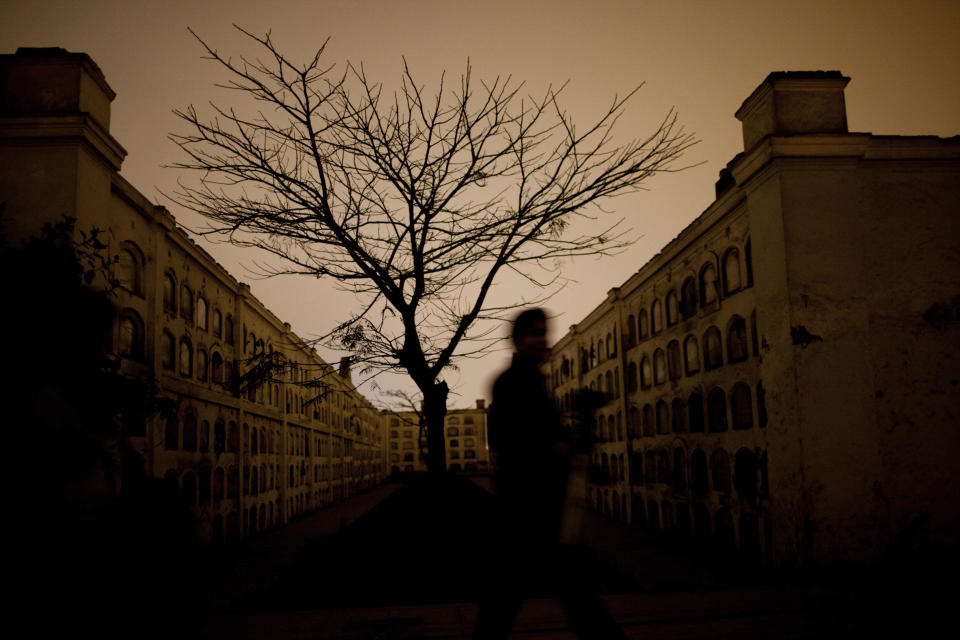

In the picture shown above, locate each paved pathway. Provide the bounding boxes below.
[201,584,870,639]
[199,477,944,639]
[206,482,402,612]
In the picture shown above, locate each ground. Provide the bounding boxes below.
[197,476,952,639]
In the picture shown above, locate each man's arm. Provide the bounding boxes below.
[487,375,508,456]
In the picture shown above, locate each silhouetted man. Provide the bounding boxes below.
[474,309,625,639]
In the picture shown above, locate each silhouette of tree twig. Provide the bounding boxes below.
[168,27,697,472]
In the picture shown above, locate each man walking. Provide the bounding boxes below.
[474,308,625,639]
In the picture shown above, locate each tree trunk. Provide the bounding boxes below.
[422,381,449,475]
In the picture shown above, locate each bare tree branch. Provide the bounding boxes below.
[167,27,697,472]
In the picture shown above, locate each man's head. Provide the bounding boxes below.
[512,308,549,363]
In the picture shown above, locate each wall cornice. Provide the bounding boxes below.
[0,113,126,168]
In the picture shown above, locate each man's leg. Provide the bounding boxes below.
[473,589,524,640]
[474,499,543,640]
[473,540,528,639]
[556,545,627,640]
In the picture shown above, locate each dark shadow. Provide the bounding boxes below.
[5,215,206,639]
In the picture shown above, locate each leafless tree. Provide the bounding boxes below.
[169,27,696,473]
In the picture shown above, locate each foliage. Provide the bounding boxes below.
[2,209,169,488]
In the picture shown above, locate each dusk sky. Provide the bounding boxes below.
[3,0,958,408]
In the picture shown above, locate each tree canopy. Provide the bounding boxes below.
[170,28,696,470]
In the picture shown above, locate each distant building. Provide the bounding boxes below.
[385,399,490,474]
[544,71,960,567]
[0,48,388,545]
[445,400,490,473]
[384,409,430,474]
